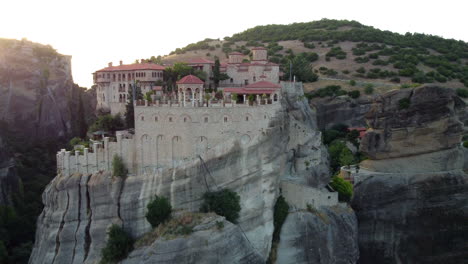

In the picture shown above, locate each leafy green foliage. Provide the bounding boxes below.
[200,189,241,223]
[89,114,125,133]
[272,195,289,241]
[456,88,468,98]
[169,38,217,55]
[145,196,172,228]
[326,47,347,59]
[281,52,318,82]
[398,98,411,109]
[307,85,346,98]
[330,176,353,202]
[463,141,468,148]
[348,90,360,99]
[112,155,127,178]
[339,148,355,167]
[349,80,356,86]
[100,224,133,264]
[364,84,374,94]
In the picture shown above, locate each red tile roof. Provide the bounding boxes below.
[96,63,165,72]
[176,75,204,84]
[186,58,214,64]
[223,88,276,94]
[245,81,281,89]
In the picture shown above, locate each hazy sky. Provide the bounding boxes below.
[1,0,467,88]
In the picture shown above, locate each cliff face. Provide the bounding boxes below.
[352,86,468,264]
[0,136,21,206]
[277,205,359,264]
[311,96,372,130]
[30,83,346,263]
[0,38,93,141]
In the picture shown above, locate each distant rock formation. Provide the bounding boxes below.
[0,38,95,142]
[353,86,468,264]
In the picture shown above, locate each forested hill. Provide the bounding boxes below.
[160,19,468,91]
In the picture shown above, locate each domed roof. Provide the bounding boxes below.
[176,75,204,84]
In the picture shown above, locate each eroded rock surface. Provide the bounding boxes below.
[276,205,359,264]
[353,86,468,264]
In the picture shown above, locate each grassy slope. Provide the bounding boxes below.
[158,20,468,94]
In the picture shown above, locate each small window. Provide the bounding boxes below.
[224,117,228,122]
[245,116,249,121]
[184,117,187,122]
[141,116,144,121]
[169,117,172,122]
[264,115,266,119]
[155,117,158,122]
[204,117,208,123]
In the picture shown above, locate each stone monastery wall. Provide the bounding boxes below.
[57,102,282,177]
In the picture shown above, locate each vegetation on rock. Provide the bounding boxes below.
[100,224,133,264]
[200,189,241,223]
[111,155,127,178]
[145,195,172,228]
[89,114,125,133]
[330,176,354,202]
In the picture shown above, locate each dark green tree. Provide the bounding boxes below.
[124,84,142,129]
[100,224,133,264]
[330,176,353,202]
[200,189,241,223]
[145,196,172,228]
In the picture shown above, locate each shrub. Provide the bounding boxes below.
[330,176,353,202]
[390,77,401,83]
[200,189,241,223]
[112,155,127,177]
[146,195,172,228]
[398,98,411,109]
[349,80,356,86]
[342,70,350,74]
[348,90,360,99]
[456,88,468,98]
[100,224,133,264]
[463,141,468,148]
[364,84,374,94]
[272,195,289,241]
[356,67,366,74]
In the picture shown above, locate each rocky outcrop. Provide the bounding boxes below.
[30,83,333,263]
[0,38,94,141]
[353,86,468,264]
[123,215,263,264]
[311,96,372,130]
[360,86,463,160]
[276,205,359,264]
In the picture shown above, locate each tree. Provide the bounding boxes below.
[330,176,353,202]
[145,196,172,228]
[272,196,289,241]
[283,54,318,82]
[200,189,241,223]
[125,84,142,129]
[100,224,133,264]
[213,57,221,89]
[339,148,355,168]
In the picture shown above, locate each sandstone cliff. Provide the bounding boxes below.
[0,38,94,141]
[29,83,357,264]
[352,86,468,264]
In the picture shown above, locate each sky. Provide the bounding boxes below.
[1,0,467,88]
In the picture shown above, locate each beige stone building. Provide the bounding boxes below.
[94,61,165,115]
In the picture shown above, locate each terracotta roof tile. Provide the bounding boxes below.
[96,63,165,72]
[176,75,204,84]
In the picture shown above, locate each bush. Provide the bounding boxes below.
[349,80,356,86]
[146,196,172,228]
[100,224,133,264]
[364,84,374,94]
[398,98,411,109]
[348,90,360,99]
[200,189,241,223]
[112,155,127,177]
[330,176,353,202]
[272,195,289,241]
[463,141,468,148]
[456,88,468,98]
[356,67,366,74]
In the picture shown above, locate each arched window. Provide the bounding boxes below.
[141,116,144,121]
[155,116,158,122]
[204,117,208,123]
[245,116,249,121]
[169,117,173,122]
[224,117,228,122]
[184,117,187,122]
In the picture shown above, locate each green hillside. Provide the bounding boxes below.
[162,19,468,89]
